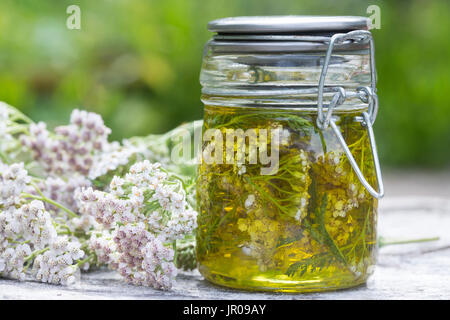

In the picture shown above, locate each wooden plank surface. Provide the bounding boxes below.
[1,196,449,300]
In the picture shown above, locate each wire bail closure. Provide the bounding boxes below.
[316,30,384,199]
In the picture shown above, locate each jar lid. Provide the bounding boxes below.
[207,16,371,53]
[208,16,370,34]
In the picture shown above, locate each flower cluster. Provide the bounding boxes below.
[31,236,84,285]
[313,151,369,246]
[88,140,138,180]
[315,151,366,219]
[0,162,31,207]
[88,231,119,269]
[38,176,92,213]
[77,160,197,289]
[291,150,311,223]
[140,235,177,289]
[20,109,134,179]
[0,244,31,281]
[0,162,84,284]
[2,104,199,290]
[237,212,282,271]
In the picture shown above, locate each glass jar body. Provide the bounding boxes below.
[197,48,378,292]
[197,105,377,292]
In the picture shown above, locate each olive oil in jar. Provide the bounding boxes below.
[196,105,378,292]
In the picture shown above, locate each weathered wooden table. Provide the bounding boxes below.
[1,177,450,299]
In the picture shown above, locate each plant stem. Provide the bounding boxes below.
[173,241,178,267]
[0,150,8,163]
[77,255,95,267]
[8,107,34,124]
[318,129,327,154]
[25,247,49,262]
[23,247,50,272]
[378,237,440,248]
[22,192,78,219]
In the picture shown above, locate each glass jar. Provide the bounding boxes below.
[196,16,384,292]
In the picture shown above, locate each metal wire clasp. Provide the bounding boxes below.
[316,30,384,199]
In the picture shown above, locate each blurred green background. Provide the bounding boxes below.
[0,0,449,168]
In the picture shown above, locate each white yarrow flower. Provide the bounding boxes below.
[245,194,255,209]
[78,160,198,290]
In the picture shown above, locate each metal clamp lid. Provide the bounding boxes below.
[208,16,370,34]
[207,16,371,53]
[316,30,384,199]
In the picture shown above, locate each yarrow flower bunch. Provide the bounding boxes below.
[20,109,135,179]
[0,162,84,285]
[0,101,198,290]
[76,160,197,289]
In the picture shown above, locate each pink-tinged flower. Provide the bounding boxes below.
[77,160,197,290]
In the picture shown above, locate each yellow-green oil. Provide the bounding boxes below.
[197,105,378,292]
